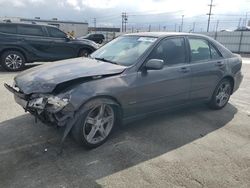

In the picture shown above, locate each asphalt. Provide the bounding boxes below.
[0,59,249,188]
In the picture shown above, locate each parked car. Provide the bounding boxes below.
[79,33,105,44]
[5,32,243,148]
[235,26,250,31]
[0,22,98,71]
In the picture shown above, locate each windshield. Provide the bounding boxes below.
[90,36,157,66]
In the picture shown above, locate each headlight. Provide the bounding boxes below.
[28,95,69,113]
[46,96,69,113]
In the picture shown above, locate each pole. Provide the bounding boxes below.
[238,18,242,28]
[192,22,196,32]
[148,24,151,32]
[121,12,125,32]
[215,20,219,32]
[93,18,96,33]
[207,0,214,32]
[181,15,184,32]
[174,24,177,32]
[245,12,249,27]
[215,20,219,40]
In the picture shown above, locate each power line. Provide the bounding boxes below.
[207,0,215,32]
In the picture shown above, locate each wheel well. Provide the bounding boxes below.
[0,48,27,62]
[223,76,234,94]
[81,95,123,119]
[78,47,94,56]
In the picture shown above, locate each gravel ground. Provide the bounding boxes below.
[0,59,249,188]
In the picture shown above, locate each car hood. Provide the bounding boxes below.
[14,58,126,94]
[73,38,99,48]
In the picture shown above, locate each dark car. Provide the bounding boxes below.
[0,22,98,71]
[5,32,243,148]
[79,33,105,44]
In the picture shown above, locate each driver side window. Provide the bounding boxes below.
[47,27,66,38]
[149,37,187,65]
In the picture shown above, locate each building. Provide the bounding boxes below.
[0,17,88,37]
[88,27,120,33]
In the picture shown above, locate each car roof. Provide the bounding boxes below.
[124,32,207,38]
[0,22,57,28]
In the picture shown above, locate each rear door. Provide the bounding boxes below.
[45,26,77,60]
[126,37,192,116]
[187,37,225,101]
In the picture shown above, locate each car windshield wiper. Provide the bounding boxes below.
[94,57,118,65]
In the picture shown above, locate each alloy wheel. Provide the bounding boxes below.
[215,82,231,107]
[83,104,114,144]
[5,54,23,70]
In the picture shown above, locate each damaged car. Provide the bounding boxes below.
[5,32,243,148]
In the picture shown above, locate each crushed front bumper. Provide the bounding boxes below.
[4,83,73,127]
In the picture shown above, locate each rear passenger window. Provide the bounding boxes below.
[189,39,210,61]
[149,37,186,65]
[210,44,222,59]
[0,25,17,34]
[18,25,44,36]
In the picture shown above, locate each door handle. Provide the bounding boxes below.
[215,61,224,67]
[179,67,190,73]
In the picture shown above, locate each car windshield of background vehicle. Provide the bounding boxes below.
[90,36,157,66]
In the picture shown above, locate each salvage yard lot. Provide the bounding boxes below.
[0,59,250,188]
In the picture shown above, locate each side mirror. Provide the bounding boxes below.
[145,59,164,70]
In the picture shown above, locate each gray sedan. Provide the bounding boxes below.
[5,32,243,148]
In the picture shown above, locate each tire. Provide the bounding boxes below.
[0,50,25,71]
[98,39,103,44]
[71,99,119,149]
[208,79,232,110]
[78,49,91,57]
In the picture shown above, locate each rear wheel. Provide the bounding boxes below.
[1,50,25,71]
[209,79,232,110]
[98,39,103,44]
[72,100,118,148]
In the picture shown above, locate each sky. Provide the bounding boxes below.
[0,0,250,31]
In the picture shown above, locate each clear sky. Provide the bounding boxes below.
[0,0,250,31]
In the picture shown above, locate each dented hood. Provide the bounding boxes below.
[14,57,126,94]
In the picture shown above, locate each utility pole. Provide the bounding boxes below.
[93,18,96,33]
[215,20,219,32]
[207,0,215,32]
[148,24,151,32]
[124,12,128,32]
[121,12,128,32]
[181,15,184,32]
[192,22,196,32]
[238,18,242,28]
[121,12,124,32]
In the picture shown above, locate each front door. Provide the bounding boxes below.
[46,27,77,60]
[125,37,192,117]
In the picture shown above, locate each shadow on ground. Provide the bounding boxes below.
[0,103,237,187]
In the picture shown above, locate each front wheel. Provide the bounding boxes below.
[209,79,232,110]
[78,49,91,57]
[1,50,25,71]
[71,101,117,148]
